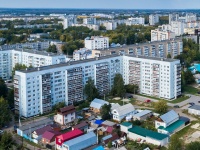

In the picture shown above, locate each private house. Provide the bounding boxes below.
[42,130,61,144]
[111,103,136,122]
[54,105,76,126]
[55,129,83,150]
[101,133,119,145]
[32,125,53,140]
[72,121,89,132]
[156,110,185,135]
[62,132,97,150]
[133,110,153,121]
[128,126,169,146]
[90,98,109,113]
[188,105,200,116]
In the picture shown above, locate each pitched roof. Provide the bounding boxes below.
[188,105,200,110]
[90,98,109,109]
[63,132,96,147]
[33,125,53,136]
[111,103,120,110]
[113,103,135,116]
[94,120,104,125]
[42,130,61,141]
[102,133,119,144]
[160,110,179,124]
[134,110,152,118]
[56,129,83,141]
[58,105,75,115]
[106,126,113,133]
[72,121,88,129]
[128,126,168,140]
[158,120,185,133]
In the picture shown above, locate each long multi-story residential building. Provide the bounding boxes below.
[84,36,109,50]
[0,41,50,51]
[83,17,97,25]
[14,54,181,117]
[62,15,77,29]
[125,17,145,25]
[0,49,67,80]
[92,38,183,59]
[151,29,175,42]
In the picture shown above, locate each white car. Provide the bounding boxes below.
[0,130,3,134]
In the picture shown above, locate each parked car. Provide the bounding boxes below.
[174,105,180,108]
[198,101,200,103]
[127,95,133,99]
[144,99,151,103]
[189,102,195,105]
[198,91,200,94]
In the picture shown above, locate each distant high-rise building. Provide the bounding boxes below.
[149,14,159,25]
[151,29,175,42]
[83,17,97,25]
[84,36,109,50]
[125,17,145,25]
[62,15,77,29]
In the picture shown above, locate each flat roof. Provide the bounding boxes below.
[17,54,178,74]
[128,126,168,140]
[121,122,132,127]
[158,120,185,133]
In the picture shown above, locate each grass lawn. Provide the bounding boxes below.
[138,94,189,104]
[182,85,199,95]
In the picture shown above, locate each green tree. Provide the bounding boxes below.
[167,53,171,58]
[0,131,15,150]
[111,74,125,97]
[84,77,99,101]
[153,100,168,114]
[184,70,195,84]
[168,134,183,150]
[107,141,112,148]
[0,97,12,128]
[0,78,8,98]
[186,141,200,150]
[100,104,111,120]
[125,84,138,94]
[12,63,27,78]
[7,89,14,108]
[47,44,57,53]
[52,102,66,113]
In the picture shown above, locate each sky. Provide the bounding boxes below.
[0,0,200,9]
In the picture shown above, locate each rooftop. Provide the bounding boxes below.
[128,126,168,140]
[56,129,83,141]
[90,98,109,109]
[121,122,132,127]
[72,121,88,129]
[159,110,179,124]
[16,54,178,74]
[33,125,52,135]
[158,120,185,133]
[188,105,200,110]
[102,120,116,127]
[112,103,135,117]
[42,130,61,141]
[134,110,152,118]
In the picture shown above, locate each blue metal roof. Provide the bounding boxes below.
[93,146,105,150]
[160,110,178,124]
[95,120,104,125]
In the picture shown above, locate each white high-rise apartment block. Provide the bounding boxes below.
[102,21,117,30]
[151,29,175,42]
[83,17,97,25]
[62,15,77,29]
[14,55,181,117]
[149,14,159,25]
[0,49,67,80]
[169,14,179,24]
[125,17,145,25]
[84,36,109,50]
[169,13,197,24]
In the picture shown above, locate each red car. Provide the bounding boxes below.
[145,99,151,103]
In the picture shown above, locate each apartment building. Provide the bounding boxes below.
[14,54,181,117]
[92,38,183,59]
[62,15,77,29]
[84,36,109,50]
[151,29,175,42]
[83,17,97,25]
[73,48,92,61]
[72,24,99,31]
[169,13,197,24]
[0,41,50,51]
[102,21,117,30]
[125,17,145,25]
[0,49,67,80]
[149,14,159,25]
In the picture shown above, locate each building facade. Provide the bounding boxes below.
[84,36,109,50]
[125,17,145,25]
[0,49,67,80]
[149,14,159,25]
[93,38,183,59]
[151,29,175,42]
[83,17,97,25]
[14,54,181,118]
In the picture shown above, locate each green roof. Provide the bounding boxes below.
[121,122,132,127]
[128,126,168,140]
[158,120,185,133]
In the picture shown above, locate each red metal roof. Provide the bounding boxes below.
[56,129,83,141]
[42,130,61,141]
